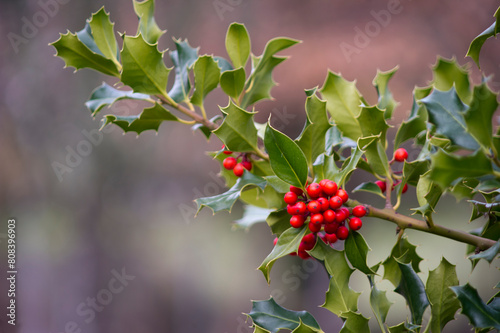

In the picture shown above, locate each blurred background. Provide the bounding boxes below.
[1,0,500,332]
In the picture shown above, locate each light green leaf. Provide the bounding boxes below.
[369,278,393,331]
[394,90,429,148]
[345,231,376,275]
[120,34,171,95]
[88,7,119,64]
[357,106,390,144]
[214,101,259,152]
[75,22,102,55]
[291,320,324,333]
[468,241,500,264]
[167,39,198,103]
[266,209,292,236]
[387,322,412,333]
[412,172,442,218]
[233,206,273,231]
[352,182,385,198]
[191,55,221,106]
[335,145,365,186]
[451,284,500,329]
[426,258,460,333]
[264,122,308,188]
[431,57,471,103]
[358,135,390,178]
[403,160,430,187]
[220,67,246,100]
[339,311,370,333]
[225,22,251,69]
[85,82,151,116]
[373,66,399,120]
[383,237,423,287]
[133,0,164,44]
[240,186,283,210]
[467,21,497,69]
[266,175,291,194]
[313,153,340,183]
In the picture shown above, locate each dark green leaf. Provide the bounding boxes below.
[467,22,497,69]
[312,154,339,183]
[225,22,250,69]
[88,7,119,64]
[352,182,385,198]
[214,56,233,72]
[233,206,273,231]
[75,22,102,55]
[403,160,430,187]
[167,39,198,103]
[431,57,471,103]
[345,231,376,275]
[468,241,500,264]
[266,209,293,236]
[133,0,164,44]
[372,66,398,120]
[394,93,428,148]
[214,101,259,152]
[220,67,246,100]
[369,279,393,331]
[451,284,500,329]
[85,82,151,116]
[383,237,423,287]
[335,145,365,186]
[191,55,221,106]
[266,175,291,194]
[339,311,370,333]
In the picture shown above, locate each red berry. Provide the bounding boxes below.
[317,197,330,211]
[295,202,307,215]
[349,217,363,231]
[319,179,330,188]
[297,242,311,259]
[402,183,408,193]
[324,222,339,234]
[375,180,387,193]
[222,145,233,155]
[335,208,349,223]
[273,237,278,246]
[242,160,252,171]
[222,157,237,170]
[233,163,245,177]
[302,233,316,248]
[310,213,324,225]
[337,189,349,203]
[336,226,349,240]
[394,148,409,162]
[307,200,321,214]
[290,215,305,228]
[284,192,298,205]
[329,196,343,209]
[323,209,336,223]
[352,205,367,218]
[322,181,338,196]
[307,183,322,198]
[308,221,322,233]
[325,233,338,244]
[290,186,303,196]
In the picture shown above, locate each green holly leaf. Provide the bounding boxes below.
[463,83,499,151]
[421,87,478,150]
[357,106,390,144]
[167,39,198,103]
[468,241,500,264]
[190,55,221,106]
[412,172,442,218]
[352,182,385,198]
[240,186,283,210]
[369,278,393,331]
[102,102,179,134]
[225,22,251,69]
[120,34,171,96]
[387,322,412,333]
[451,284,500,329]
[214,101,259,152]
[426,258,461,333]
[429,149,493,189]
[296,94,332,166]
[312,153,339,183]
[75,22,102,55]
[394,260,430,326]
[88,7,119,65]
[335,145,366,186]
[373,66,399,120]
[431,57,471,103]
[132,0,164,44]
[258,226,308,283]
[266,175,291,194]
[220,67,246,100]
[50,31,120,77]
[85,82,151,116]
[467,21,497,69]
[253,326,270,333]
[310,240,361,316]
[233,205,273,231]
[358,135,390,178]
[264,122,308,188]
[403,160,430,187]
[320,72,362,141]
[291,320,324,333]
[383,237,423,287]
[394,91,429,148]
[195,172,266,214]
[345,231,376,275]
[339,311,370,333]
[247,298,322,333]
[241,37,300,108]
[266,209,292,236]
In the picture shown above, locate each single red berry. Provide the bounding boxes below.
[329,196,343,209]
[402,183,408,193]
[242,160,252,171]
[325,233,338,244]
[336,226,349,240]
[310,213,324,225]
[375,180,387,193]
[297,243,311,259]
[290,215,305,228]
[307,200,321,214]
[273,237,278,246]
[233,163,245,177]
[290,186,303,196]
[349,217,363,231]
[323,209,336,223]
[337,189,349,203]
[284,192,298,205]
[319,179,330,188]
[295,202,307,215]
[335,208,349,223]
[324,222,339,234]
[222,157,237,170]
[307,183,322,198]
[222,145,233,155]
[322,181,338,196]
[352,205,367,218]
[394,148,409,162]
[317,197,330,211]
[308,221,322,233]
[302,233,317,250]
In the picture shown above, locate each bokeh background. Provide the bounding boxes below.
[1,0,500,332]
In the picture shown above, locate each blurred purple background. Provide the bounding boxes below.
[1,0,499,332]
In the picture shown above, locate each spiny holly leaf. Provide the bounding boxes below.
[266,209,292,236]
[335,145,365,186]
[320,72,362,141]
[387,322,412,333]
[214,56,233,72]
[345,231,376,275]
[403,160,430,187]
[467,21,497,69]
[220,67,246,100]
[451,284,500,329]
[85,82,151,116]
[310,240,360,316]
[468,241,500,264]
[264,122,308,188]
[313,153,339,183]
[394,89,429,148]
[195,172,266,214]
[339,311,370,333]
[120,34,171,96]
[190,55,221,106]
[102,102,179,134]
[233,206,273,231]
[463,83,499,150]
[431,57,471,103]
[368,276,393,331]
[296,94,332,166]
[50,30,120,77]
[241,37,299,108]
[258,226,308,283]
[352,182,385,198]
[412,172,442,218]
[291,320,324,333]
[358,135,390,178]
[357,106,390,144]
[76,22,102,55]
[133,0,164,44]
[383,237,423,287]
[225,22,251,69]
[88,7,119,65]
[469,200,500,222]
[421,87,478,150]
[214,101,259,152]
[429,149,493,189]
[373,66,398,120]
[240,186,282,210]
[253,326,270,333]
[167,39,198,103]
[426,258,460,333]
[394,260,430,326]
[247,298,322,333]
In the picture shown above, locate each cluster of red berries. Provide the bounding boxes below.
[375,148,409,194]
[279,179,367,259]
[221,146,252,177]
